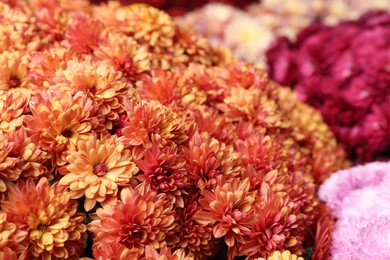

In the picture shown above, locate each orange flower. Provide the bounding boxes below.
[0,90,29,134]
[0,51,35,97]
[120,100,189,154]
[311,203,335,260]
[239,185,301,259]
[25,89,101,166]
[59,134,139,211]
[194,177,256,258]
[175,199,219,258]
[89,184,178,256]
[94,32,151,82]
[183,132,241,190]
[28,47,76,87]
[92,240,141,260]
[143,243,193,260]
[1,178,87,259]
[136,142,188,207]
[0,211,27,255]
[64,13,106,54]
[53,57,131,130]
[256,250,304,260]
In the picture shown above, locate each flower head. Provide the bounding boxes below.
[89,184,177,256]
[1,178,87,259]
[59,134,139,211]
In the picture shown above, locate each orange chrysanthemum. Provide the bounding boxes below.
[183,132,241,190]
[89,184,178,256]
[94,32,151,82]
[53,57,132,130]
[64,13,106,54]
[59,134,139,211]
[143,243,193,260]
[136,142,188,207]
[256,250,304,260]
[120,100,189,155]
[240,185,302,259]
[0,51,35,97]
[0,90,29,134]
[194,178,256,257]
[25,90,101,166]
[1,178,87,259]
[92,240,141,260]
[175,199,219,258]
[0,211,27,256]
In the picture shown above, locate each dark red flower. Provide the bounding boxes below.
[267,11,390,163]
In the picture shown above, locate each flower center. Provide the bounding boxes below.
[62,129,73,138]
[119,223,145,246]
[9,76,21,88]
[94,163,107,176]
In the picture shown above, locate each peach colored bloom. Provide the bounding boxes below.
[59,134,139,211]
[92,240,141,260]
[256,250,304,260]
[0,90,29,134]
[0,51,35,97]
[136,142,188,207]
[240,185,302,259]
[25,90,101,166]
[0,211,27,255]
[143,243,193,260]
[28,47,76,87]
[1,178,87,259]
[183,132,241,190]
[120,100,189,154]
[175,199,219,258]
[53,57,131,130]
[94,32,151,82]
[194,178,256,258]
[89,184,177,256]
[63,13,106,54]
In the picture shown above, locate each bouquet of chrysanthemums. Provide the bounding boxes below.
[267,11,390,164]
[180,0,390,68]
[0,1,350,259]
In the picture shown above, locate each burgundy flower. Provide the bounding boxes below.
[267,11,390,163]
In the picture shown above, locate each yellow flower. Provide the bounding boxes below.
[256,250,304,260]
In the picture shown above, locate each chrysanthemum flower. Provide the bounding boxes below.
[136,142,188,207]
[143,243,193,260]
[183,132,242,190]
[64,13,106,54]
[91,240,141,260]
[25,89,101,166]
[1,178,87,259]
[89,184,177,256]
[94,32,151,82]
[120,100,189,154]
[0,51,34,96]
[0,90,29,134]
[59,134,139,211]
[194,178,256,258]
[0,211,27,255]
[175,199,219,258]
[256,250,304,260]
[240,185,301,259]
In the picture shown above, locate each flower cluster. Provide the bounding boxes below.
[0,0,349,259]
[319,162,390,259]
[180,0,390,68]
[267,11,390,163]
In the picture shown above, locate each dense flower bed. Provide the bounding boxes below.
[0,1,349,259]
[180,0,390,67]
[267,11,390,163]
